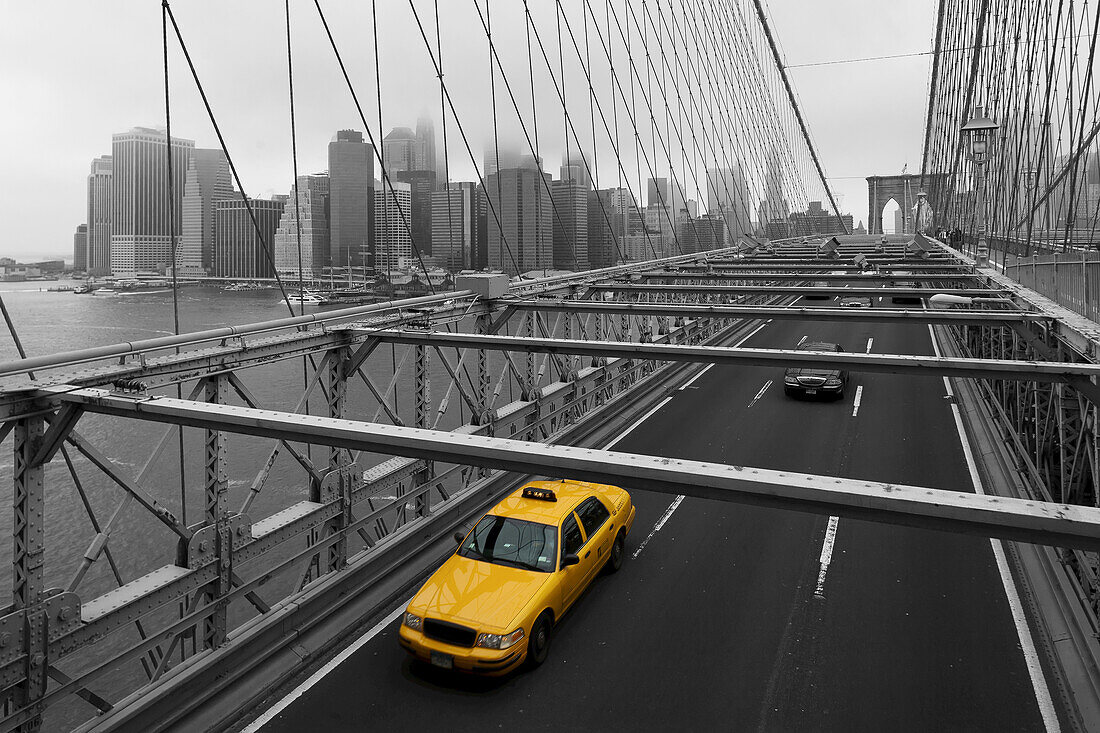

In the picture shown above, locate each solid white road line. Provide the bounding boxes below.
[926,324,1058,732]
[605,396,672,449]
[865,337,874,353]
[747,380,773,408]
[813,515,840,597]
[244,604,407,732]
[632,495,685,559]
[851,385,864,417]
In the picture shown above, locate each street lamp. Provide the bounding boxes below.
[961,107,1000,265]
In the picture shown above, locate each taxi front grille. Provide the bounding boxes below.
[797,376,826,386]
[423,618,476,647]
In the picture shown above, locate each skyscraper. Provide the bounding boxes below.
[707,166,752,245]
[552,160,590,270]
[588,187,637,269]
[213,196,285,278]
[86,156,113,276]
[758,148,790,234]
[73,224,88,272]
[328,130,373,271]
[383,127,422,172]
[110,127,194,276]
[179,149,232,275]
[394,169,436,257]
[274,173,329,278]
[375,180,412,272]
[431,182,485,271]
[415,116,438,183]
[485,157,552,275]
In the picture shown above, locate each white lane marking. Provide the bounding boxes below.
[813,515,840,597]
[244,603,407,732]
[678,364,713,391]
[865,337,874,353]
[797,334,808,346]
[605,397,672,449]
[747,380,773,408]
[632,495,685,559]
[851,385,864,417]
[926,324,1058,732]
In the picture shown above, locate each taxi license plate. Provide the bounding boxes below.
[805,389,817,395]
[430,651,453,669]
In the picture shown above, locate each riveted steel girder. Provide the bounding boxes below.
[46,388,1100,552]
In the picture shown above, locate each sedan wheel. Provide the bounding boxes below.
[608,530,626,573]
[526,612,553,668]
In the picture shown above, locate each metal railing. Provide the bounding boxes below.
[1005,251,1100,321]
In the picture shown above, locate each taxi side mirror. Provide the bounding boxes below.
[561,554,580,568]
[454,531,465,544]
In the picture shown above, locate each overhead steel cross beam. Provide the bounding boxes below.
[361,331,1100,402]
[505,300,1040,325]
[591,284,1006,297]
[46,387,1100,552]
[623,273,982,282]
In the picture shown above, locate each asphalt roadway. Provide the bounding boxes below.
[251,301,1058,732]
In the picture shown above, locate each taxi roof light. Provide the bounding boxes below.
[522,487,557,502]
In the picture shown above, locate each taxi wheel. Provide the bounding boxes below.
[526,612,553,668]
[608,530,626,573]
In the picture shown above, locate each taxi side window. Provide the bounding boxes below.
[576,497,611,540]
[561,514,584,561]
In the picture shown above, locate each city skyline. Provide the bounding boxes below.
[0,2,934,262]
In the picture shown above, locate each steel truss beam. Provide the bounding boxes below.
[46,387,1100,552]
[357,331,1100,394]
[623,273,980,282]
[505,300,1041,325]
[590,284,1005,297]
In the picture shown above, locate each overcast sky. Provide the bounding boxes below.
[0,1,935,262]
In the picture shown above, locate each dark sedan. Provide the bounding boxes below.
[783,341,848,400]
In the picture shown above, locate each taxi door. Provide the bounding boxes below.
[575,497,614,586]
[559,511,598,610]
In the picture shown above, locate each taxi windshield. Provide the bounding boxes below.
[458,515,557,573]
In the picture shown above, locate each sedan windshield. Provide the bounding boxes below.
[458,516,558,572]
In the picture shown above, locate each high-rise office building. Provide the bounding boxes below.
[394,169,436,257]
[707,166,751,245]
[383,127,422,173]
[415,117,438,183]
[86,156,113,276]
[485,157,552,275]
[213,196,285,278]
[647,177,670,208]
[110,127,194,276]
[431,182,486,270]
[552,160,590,271]
[179,149,232,275]
[588,187,637,269]
[681,214,726,253]
[375,180,413,272]
[274,174,329,277]
[644,206,678,258]
[73,224,88,272]
[758,148,790,234]
[328,130,373,271]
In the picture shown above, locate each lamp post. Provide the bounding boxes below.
[961,108,1000,266]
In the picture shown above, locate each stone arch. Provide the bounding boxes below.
[866,173,949,235]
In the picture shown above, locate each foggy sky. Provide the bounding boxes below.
[0,1,935,262]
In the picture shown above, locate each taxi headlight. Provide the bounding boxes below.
[403,612,422,631]
[476,627,525,650]
[825,378,841,386]
[784,376,798,385]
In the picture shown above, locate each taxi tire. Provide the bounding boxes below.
[608,530,626,573]
[526,612,553,668]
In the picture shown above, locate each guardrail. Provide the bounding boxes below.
[1004,251,1100,322]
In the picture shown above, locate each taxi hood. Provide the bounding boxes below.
[410,554,551,631]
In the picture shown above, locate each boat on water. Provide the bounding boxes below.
[93,288,118,296]
[289,290,327,305]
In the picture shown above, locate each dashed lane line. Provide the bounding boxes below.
[813,515,840,598]
[748,380,773,408]
[851,385,864,417]
[865,337,873,353]
[632,495,685,559]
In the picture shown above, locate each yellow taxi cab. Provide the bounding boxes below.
[398,479,636,675]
